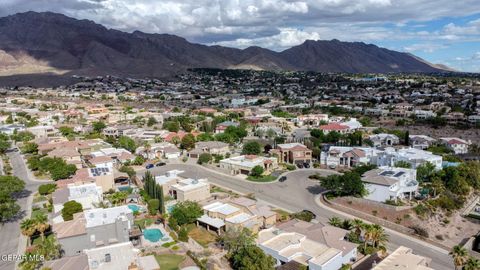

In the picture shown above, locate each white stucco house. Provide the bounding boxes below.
[362,167,419,202]
[374,147,442,170]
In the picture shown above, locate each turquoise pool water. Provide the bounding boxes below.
[128,204,140,212]
[118,186,131,192]
[143,228,164,242]
[167,205,175,213]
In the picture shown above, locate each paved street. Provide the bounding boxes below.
[0,151,44,270]
[140,164,453,270]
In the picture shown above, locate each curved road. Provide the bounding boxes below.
[139,164,452,270]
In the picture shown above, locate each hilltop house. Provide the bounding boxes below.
[439,137,471,154]
[375,147,443,170]
[369,133,400,147]
[362,167,419,202]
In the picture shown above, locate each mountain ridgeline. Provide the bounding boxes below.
[0,11,447,83]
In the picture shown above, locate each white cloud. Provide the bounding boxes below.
[403,43,448,53]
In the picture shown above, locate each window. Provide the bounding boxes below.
[105,253,111,262]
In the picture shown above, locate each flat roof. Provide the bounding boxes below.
[203,202,239,215]
[197,214,225,228]
[84,205,132,228]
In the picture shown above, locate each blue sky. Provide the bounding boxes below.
[1,0,479,72]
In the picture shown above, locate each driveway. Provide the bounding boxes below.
[138,164,453,270]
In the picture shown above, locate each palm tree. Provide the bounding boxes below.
[37,236,61,260]
[328,217,342,227]
[363,224,374,250]
[450,245,469,270]
[34,214,50,241]
[341,219,353,230]
[370,224,388,249]
[464,257,480,270]
[20,219,37,245]
[108,191,128,206]
[143,142,152,159]
[351,219,365,237]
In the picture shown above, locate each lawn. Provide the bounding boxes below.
[246,175,277,182]
[155,254,185,270]
[186,225,217,248]
[134,217,154,229]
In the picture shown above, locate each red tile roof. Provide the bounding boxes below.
[319,122,349,131]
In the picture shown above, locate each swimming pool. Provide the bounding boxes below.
[143,228,164,242]
[118,186,131,192]
[128,204,140,212]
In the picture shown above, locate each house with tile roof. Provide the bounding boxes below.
[439,137,471,154]
[271,143,312,165]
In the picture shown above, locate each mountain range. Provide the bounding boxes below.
[0,11,450,85]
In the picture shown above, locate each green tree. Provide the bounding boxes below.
[163,121,180,132]
[11,131,34,142]
[180,134,196,150]
[21,142,38,154]
[178,225,189,242]
[197,153,212,165]
[20,218,37,243]
[61,201,83,221]
[250,165,264,178]
[132,155,145,165]
[450,245,469,270]
[328,217,342,227]
[416,162,436,183]
[196,133,214,142]
[231,245,275,270]
[119,165,136,179]
[148,199,160,215]
[0,139,10,154]
[107,191,128,206]
[242,141,262,155]
[38,184,56,195]
[58,126,76,137]
[464,257,480,270]
[34,213,50,240]
[92,121,106,133]
[147,117,158,127]
[117,136,137,152]
[169,201,203,226]
[0,176,25,222]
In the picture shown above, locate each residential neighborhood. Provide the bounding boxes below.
[0,70,479,270]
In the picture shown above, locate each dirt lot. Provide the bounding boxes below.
[333,197,480,248]
[378,120,480,144]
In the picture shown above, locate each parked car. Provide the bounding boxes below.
[297,163,304,169]
[155,162,166,167]
[303,163,310,168]
[145,164,154,169]
[279,176,287,182]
